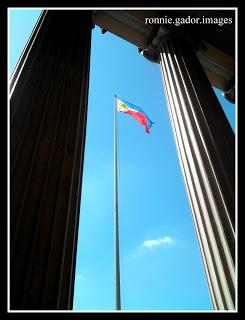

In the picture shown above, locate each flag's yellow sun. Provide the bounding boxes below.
[121,103,127,111]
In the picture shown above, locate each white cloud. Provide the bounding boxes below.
[76,274,86,281]
[141,236,174,249]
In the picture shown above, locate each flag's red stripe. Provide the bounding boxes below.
[126,110,150,133]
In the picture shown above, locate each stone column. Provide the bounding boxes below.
[10,10,92,309]
[159,35,235,310]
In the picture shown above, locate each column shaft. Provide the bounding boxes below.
[10,10,92,309]
[159,36,235,310]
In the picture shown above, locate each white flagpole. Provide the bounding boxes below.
[114,95,121,310]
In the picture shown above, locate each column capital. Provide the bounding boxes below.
[142,26,235,104]
[142,26,203,64]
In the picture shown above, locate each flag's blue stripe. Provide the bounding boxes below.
[121,98,154,128]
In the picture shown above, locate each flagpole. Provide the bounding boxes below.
[114,94,121,310]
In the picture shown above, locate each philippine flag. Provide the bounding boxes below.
[116,97,154,134]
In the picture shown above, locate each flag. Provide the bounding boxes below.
[116,97,154,134]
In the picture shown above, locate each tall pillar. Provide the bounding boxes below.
[10,10,92,309]
[159,36,235,309]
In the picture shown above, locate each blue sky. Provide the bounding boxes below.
[9,9,235,311]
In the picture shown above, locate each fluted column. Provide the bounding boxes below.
[159,35,235,310]
[10,10,92,309]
